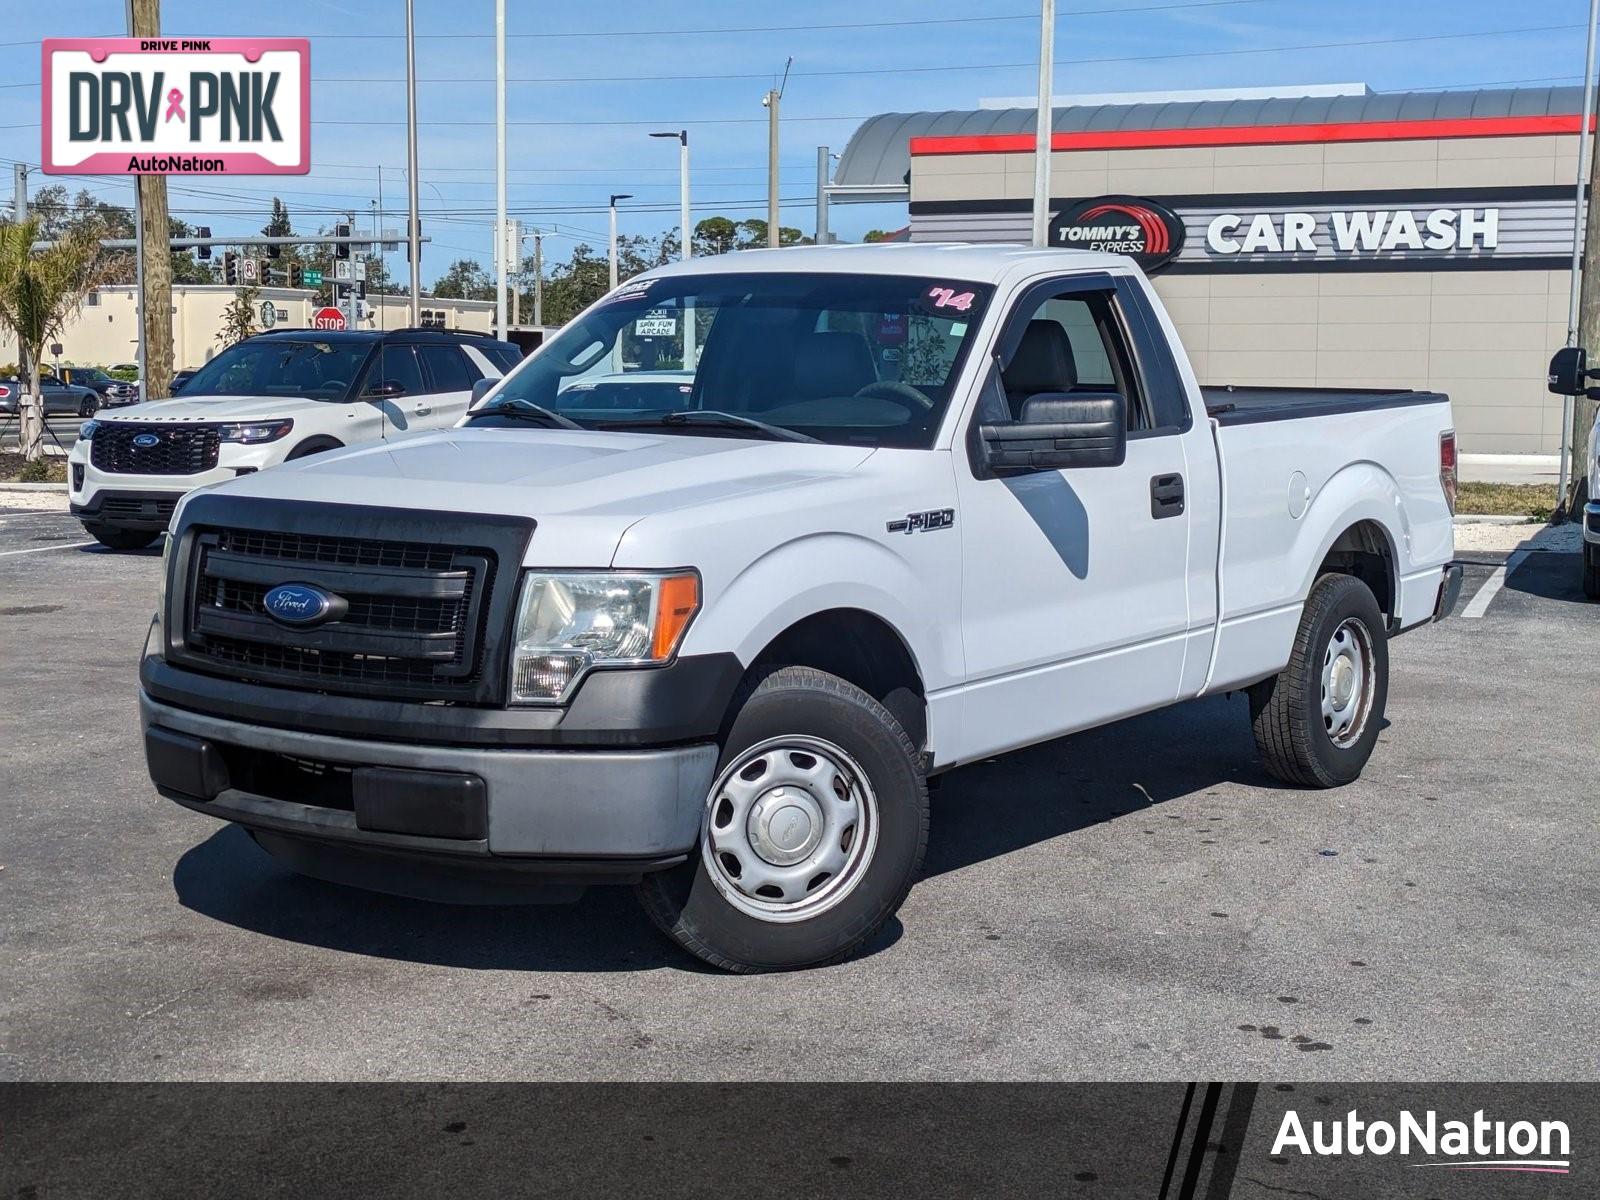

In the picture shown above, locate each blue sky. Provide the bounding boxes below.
[0,0,1591,287]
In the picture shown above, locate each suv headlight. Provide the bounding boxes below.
[510,570,699,703]
[79,418,100,440]
[217,419,293,444]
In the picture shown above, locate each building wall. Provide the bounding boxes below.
[909,130,1581,454]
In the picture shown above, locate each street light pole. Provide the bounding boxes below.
[494,0,507,337]
[649,131,691,262]
[608,193,632,290]
[764,90,780,248]
[405,0,421,324]
[1031,0,1056,248]
[815,145,830,246]
[532,230,543,327]
[1560,0,1600,514]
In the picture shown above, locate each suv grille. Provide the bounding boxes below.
[181,527,496,700]
[92,424,220,475]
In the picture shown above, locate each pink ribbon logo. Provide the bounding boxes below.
[164,88,185,123]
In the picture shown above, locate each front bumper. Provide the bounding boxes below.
[142,691,718,893]
[68,439,282,524]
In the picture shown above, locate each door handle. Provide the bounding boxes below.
[413,404,431,416]
[1150,473,1185,519]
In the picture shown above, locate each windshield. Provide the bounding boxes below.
[177,340,371,401]
[468,271,993,448]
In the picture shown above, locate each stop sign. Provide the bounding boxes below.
[312,306,346,331]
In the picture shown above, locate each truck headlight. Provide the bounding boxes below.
[217,419,293,444]
[509,571,699,703]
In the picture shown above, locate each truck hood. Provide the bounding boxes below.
[202,427,876,566]
[98,394,345,423]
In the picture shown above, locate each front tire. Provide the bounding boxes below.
[78,397,97,417]
[637,666,928,972]
[82,522,157,551]
[1248,572,1389,788]
[1584,543,1600,600]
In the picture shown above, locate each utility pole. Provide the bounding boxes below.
[507,219,521,327]
[405,0,422,324]
[764,91,781,247]
[12,163,32,423]
[1031,0,1056,248]
[815,146,830,245]
[1568,0,1600,515]
[494,0,507,337]
[532,230,543,327]
[129,0,172,399]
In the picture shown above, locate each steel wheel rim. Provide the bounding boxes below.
[701,734,879,923]
[1320,616,1375,748]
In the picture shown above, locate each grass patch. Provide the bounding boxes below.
[1456,481,1557,520]
[0,451,68,484]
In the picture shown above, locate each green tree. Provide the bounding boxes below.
[693,216,739,257]
[217,284,261,347]
[0,215,103,461]
[433,258,494,300]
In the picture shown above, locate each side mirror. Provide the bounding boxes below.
[365,380,405,399]
[979,391,1127,473]
[471,376,497,405]
[1548,346,1587,396]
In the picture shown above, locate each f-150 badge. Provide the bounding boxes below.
[886,509,955,535]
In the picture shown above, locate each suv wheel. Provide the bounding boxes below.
[1248,572,1389,788]
[637,666,929,972]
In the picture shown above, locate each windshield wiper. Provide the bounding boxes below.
[597,409,819,444]
[466,396,583,430]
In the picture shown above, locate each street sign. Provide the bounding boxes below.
[353,259,367,282]
[41,38,311,176]
[241,256,258,284]
[334,259,353,281]
[259,300,277,328]
[303,268,323,287]
[312,306,347,331]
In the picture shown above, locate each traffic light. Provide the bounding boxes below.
[196,227,211,261]
[223,251,238,285]
[335,222,351,260]
[287,262,302,288]
[266,242,281,259]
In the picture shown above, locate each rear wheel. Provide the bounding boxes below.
[78,396,97,417]
[1583,543,1600,600]
[637,665,928,972]
[1248,572,1388,788]
[82,522,157,551]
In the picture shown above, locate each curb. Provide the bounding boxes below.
[1453,514,1541,526]
[0,482,69,493]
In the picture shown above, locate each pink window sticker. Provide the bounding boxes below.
[925,286,977,312]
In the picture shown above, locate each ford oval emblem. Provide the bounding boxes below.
[262,583,335,626]
[131,432,161,449]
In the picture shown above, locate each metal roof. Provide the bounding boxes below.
[833,86,1586,189]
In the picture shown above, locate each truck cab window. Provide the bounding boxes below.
[1001,291,1149,431]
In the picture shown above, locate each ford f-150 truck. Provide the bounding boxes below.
[69,328,522,550]
[141,244,1463,972]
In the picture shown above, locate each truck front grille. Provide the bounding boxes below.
[92,424,220,475]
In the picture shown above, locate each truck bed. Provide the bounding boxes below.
[1201,385,1449,426]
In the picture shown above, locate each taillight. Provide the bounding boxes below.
[1439,429,1458,515]
[0,385,10,398]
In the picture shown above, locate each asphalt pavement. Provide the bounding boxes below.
[1,507,1596,1082]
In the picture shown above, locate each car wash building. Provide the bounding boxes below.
[832,85,1585,453]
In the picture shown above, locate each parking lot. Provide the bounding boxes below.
[1,502,1595,1082]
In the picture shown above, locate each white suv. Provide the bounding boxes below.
[68,328,522,550]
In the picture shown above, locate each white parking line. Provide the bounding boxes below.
[0,540,94,558]
[1460,549,1530,619]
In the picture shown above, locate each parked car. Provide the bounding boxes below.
[1543,348,1600,600]
[168,370,196,395]
[141,244,1462,972]
[0,376,100,418]
[68,328,522,549]
[53,365,121,400]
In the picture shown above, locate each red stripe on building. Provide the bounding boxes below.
[908,114,1586,157]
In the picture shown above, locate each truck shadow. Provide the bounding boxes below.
[1503,548,1588,606]
[172,826,902,973]
[922,692,1297,879]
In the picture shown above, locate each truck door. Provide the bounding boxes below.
[948,272,1196,764]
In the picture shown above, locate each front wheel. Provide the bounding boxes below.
[1248,572,1389,788]
[637,666,928,972]
[78,397,97,417]
[82,522,157,551]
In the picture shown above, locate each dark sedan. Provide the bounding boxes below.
[0,377,101,418]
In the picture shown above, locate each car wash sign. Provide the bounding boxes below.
[42,38,309,175]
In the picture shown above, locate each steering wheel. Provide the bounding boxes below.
[852,380,934,411]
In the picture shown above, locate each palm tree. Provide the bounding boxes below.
[0,216,103,461]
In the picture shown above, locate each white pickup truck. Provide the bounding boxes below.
[68,328,522,549]
[141,244,1462,972]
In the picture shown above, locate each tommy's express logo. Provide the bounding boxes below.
[1273,1108,1572,1175]
[1049,196,1186,270]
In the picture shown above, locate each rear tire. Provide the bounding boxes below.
[83,522,157,551]
[637,665,928,973]
[1584,543,1600,600]
[1248,572,1388,788]
[78,397,97,417]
